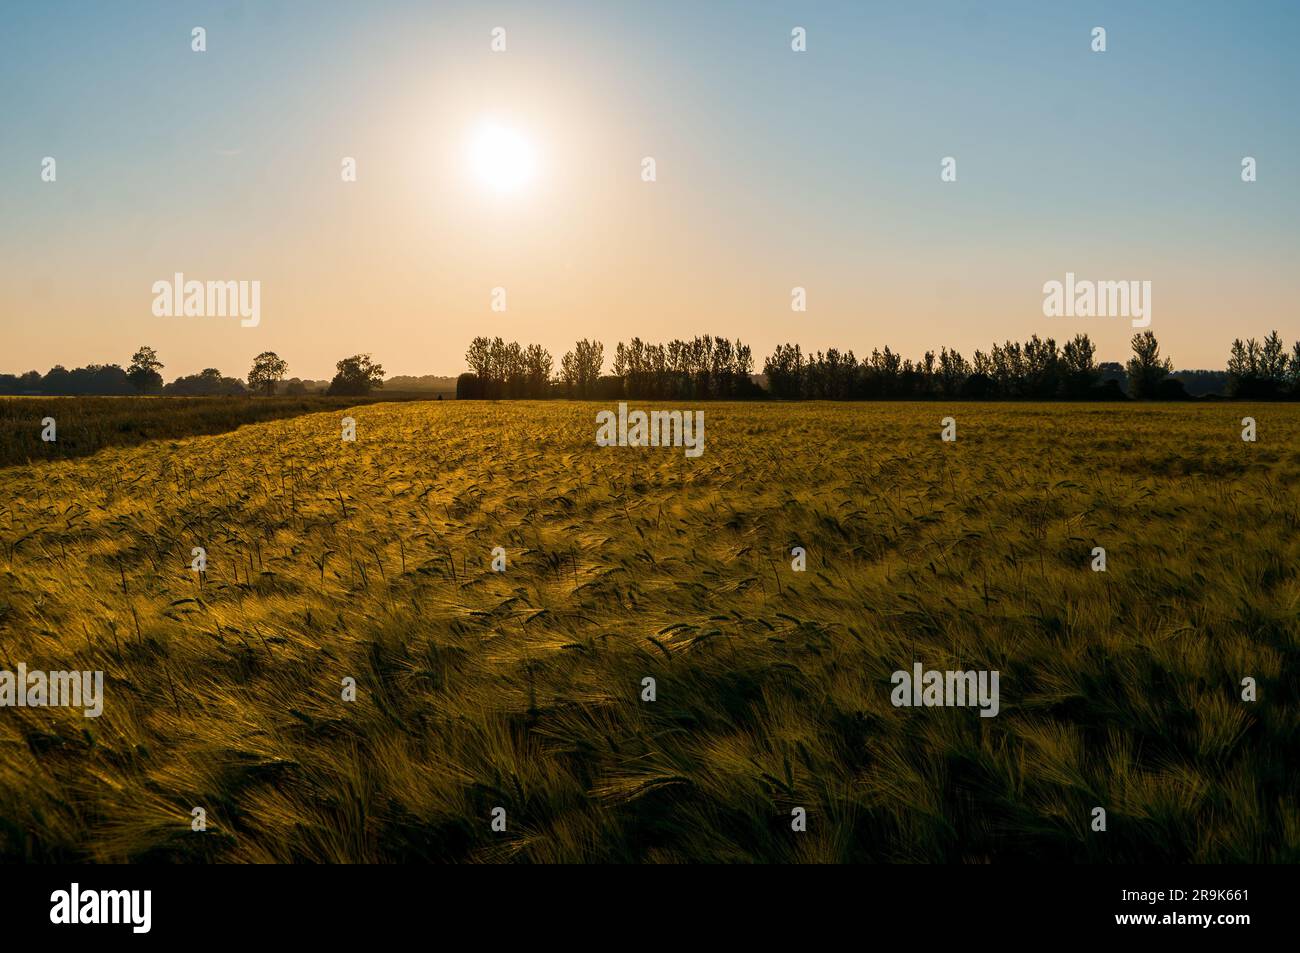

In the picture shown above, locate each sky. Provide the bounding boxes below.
[1,0,1297,379]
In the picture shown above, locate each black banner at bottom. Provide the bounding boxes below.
[0,863,1285,940]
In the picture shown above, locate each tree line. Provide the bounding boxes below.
[457,331,1300,401]
[458,335,761,399]
[7,330,1299,400]
[0,348,387,397]
[1226,332,1300,399]
[764,332,1207,400]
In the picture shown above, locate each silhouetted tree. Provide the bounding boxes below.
[1126,332,1173,399]
[1228,331,1291,398]
[1022,335,1061,398]
[327,354,384,396]
[127,346,164,394]
[1061,334,1099,397]
[248,351,288,397]
[560,339,604,398]
[523,343,553,397]
[937,348,971,398]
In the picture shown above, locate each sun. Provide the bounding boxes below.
[467,121,537,193]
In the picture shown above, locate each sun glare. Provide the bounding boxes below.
[467,121,536,193]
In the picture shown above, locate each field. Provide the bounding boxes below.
[0,400,1297,862]
[0,395,436,469]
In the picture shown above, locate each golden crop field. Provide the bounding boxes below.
[0,395,431,469]
[1,400,1297,862]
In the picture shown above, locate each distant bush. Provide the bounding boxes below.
[1087,379,1128,401]
[1155,377,1191,400]
[456,373,484,399]
[163,368,247,396]
[593,375,624,399]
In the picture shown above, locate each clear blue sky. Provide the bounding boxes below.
[2,0,1297,377]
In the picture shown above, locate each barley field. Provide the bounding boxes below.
[1,400,1297,862]
[0,395,426,470]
